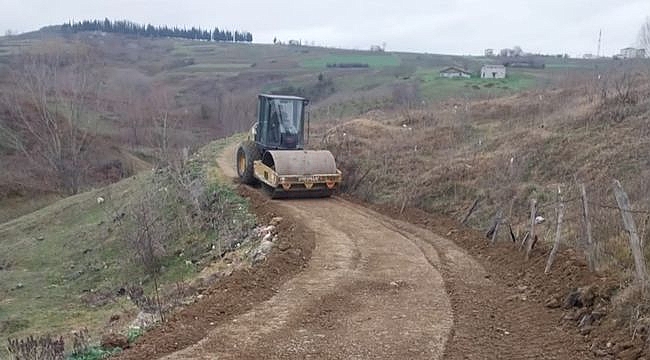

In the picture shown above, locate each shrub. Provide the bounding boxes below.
[6,335,64,360]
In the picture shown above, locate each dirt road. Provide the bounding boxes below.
[159,146,453,359]
[122,143,595,359]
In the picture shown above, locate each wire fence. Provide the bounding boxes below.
[479,179,650,280]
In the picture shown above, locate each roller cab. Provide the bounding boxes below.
[236,94,342,198]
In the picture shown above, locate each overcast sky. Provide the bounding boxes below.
[2,0,649,56]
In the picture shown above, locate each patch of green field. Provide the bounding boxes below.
[301,54,401,68]
[185,63,252,71]
[0,135,254,358]
[545,62,592,69]
[334,71,396,92]
[416,68,537,100]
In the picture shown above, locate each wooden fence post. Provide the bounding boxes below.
[545,186,564,273]
[461,197,480,225]
[491,209,503,244]
[525,199,537,260]
[612,179,648,285]
[580,183,596,271]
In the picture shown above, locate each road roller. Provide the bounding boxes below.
[236,94,342,198]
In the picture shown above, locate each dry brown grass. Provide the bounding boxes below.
[320,68,650,273]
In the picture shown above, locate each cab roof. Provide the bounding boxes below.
[259,94,308,101]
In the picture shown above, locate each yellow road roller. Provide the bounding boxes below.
[236,94,342,198]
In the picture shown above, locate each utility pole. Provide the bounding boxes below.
[597,29,602,58]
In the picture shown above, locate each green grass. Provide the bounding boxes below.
[301,54,401,68]
[181,63,252,73]
[416,68,537,100]
[545,62,593,69]
[0,134,253,358]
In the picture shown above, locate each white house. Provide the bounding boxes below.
[439,66,472,78]
[620,47,646,59]
[481,64,506,79]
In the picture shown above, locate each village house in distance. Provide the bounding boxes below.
[481,64,506,79]
[438,66,472,78]
[617,47,646,59]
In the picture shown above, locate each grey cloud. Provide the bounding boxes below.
[1,0,649,55]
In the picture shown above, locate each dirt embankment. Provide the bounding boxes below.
[115,187,315,360]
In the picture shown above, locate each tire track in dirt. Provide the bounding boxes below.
[162,196,454,359]
[360,208,595,359]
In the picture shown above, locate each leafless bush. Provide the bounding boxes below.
[594,71,643,123]
[6,335,65,360]
[118,167,190,322]
[70,328,90,356]
[126,285,159,313]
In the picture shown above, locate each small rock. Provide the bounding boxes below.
[389,281,399,287]
[129,311,157,330]
[101,333,128,349]
[269,217,283,226]
[278,242,291,251]
[262,232,273,242]
[251,240,274,263]
[592,349,609,357]
[564,288,583,309]
[14,283,24,290]
[578,285,597,307]
[579,325,593,335]
[261,225,276,234]
[36,236,45,241]
[545,297,561,309]
[109,314,120,322]
[579,314,594,328]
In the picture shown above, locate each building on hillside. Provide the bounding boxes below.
[481,64,506,79]
[439,66,472,78]
[288,39,301,46]
[484,48,495,57]
[620,47,646,59]
[370,45,385,52]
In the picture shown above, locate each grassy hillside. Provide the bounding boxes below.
[0,135,255,358]
[321,63,650,275]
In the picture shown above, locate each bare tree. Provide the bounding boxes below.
[147,87,177,166]
[1,44,101,194]
[639,16,650,53]
[111,70,151,149]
